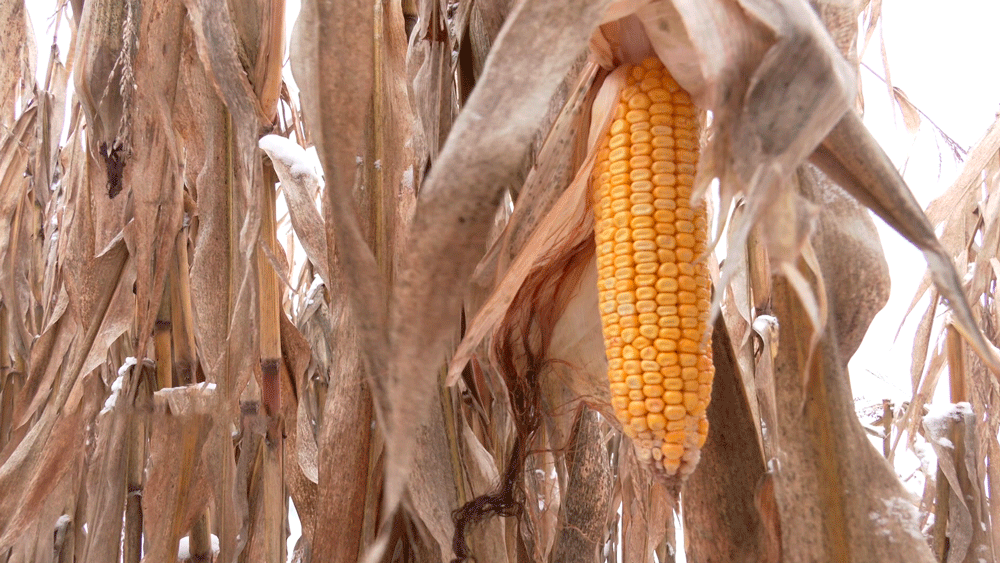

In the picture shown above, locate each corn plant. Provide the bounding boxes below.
[1,0,998,562]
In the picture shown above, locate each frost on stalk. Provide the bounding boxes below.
[868,498,923,542]
[922,401,973,450]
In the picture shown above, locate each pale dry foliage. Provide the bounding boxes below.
[0,0,998,562]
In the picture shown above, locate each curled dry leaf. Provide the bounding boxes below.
[258,134,330,285]
[922,403,987,563]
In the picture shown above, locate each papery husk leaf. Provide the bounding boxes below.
[449,66,627,385]
[472,59,599,293]
[545,258,610,407]
[385,0,611,513]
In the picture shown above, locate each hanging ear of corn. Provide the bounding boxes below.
[592,57,713,478]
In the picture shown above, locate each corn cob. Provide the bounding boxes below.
[592,58,713,478]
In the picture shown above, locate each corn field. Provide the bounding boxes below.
[2,0,1000,561]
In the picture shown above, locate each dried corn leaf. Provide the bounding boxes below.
[891,86,921,136]
[766,166,931,562]
[922,404,989,563]
[684,319,772,562]
[0,370,102,552]
[404,388,461,563]
[384,0,611,512]
[121,0,187,365]
[143,385,217,562]
[259,135,330,284]
[0,0,35,126]
[290,0,386,432]
[308,292,373,563]
[73,0,131,148]
[0,106,38,361]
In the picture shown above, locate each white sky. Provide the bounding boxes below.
[851,0,1000,406]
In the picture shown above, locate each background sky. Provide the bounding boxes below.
[851,0,1000,407]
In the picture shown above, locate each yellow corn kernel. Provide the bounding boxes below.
[593,58,714,479]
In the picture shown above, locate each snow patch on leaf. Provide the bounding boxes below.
[869,497,923,541]
[259,135,321,181]
[101,357,137,414]
[177,534,220,560]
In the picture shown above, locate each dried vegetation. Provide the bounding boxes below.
[1,0,999,562]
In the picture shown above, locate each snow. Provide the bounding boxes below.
[177,534,220,560]
[287,500,301,561]
[934,437,954,449]
[922,401,972,439]
[912,441,937,475]
[401,166,414,192]
[101,357,136,414]
[258,135,321,181]
[118,356,138,377]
